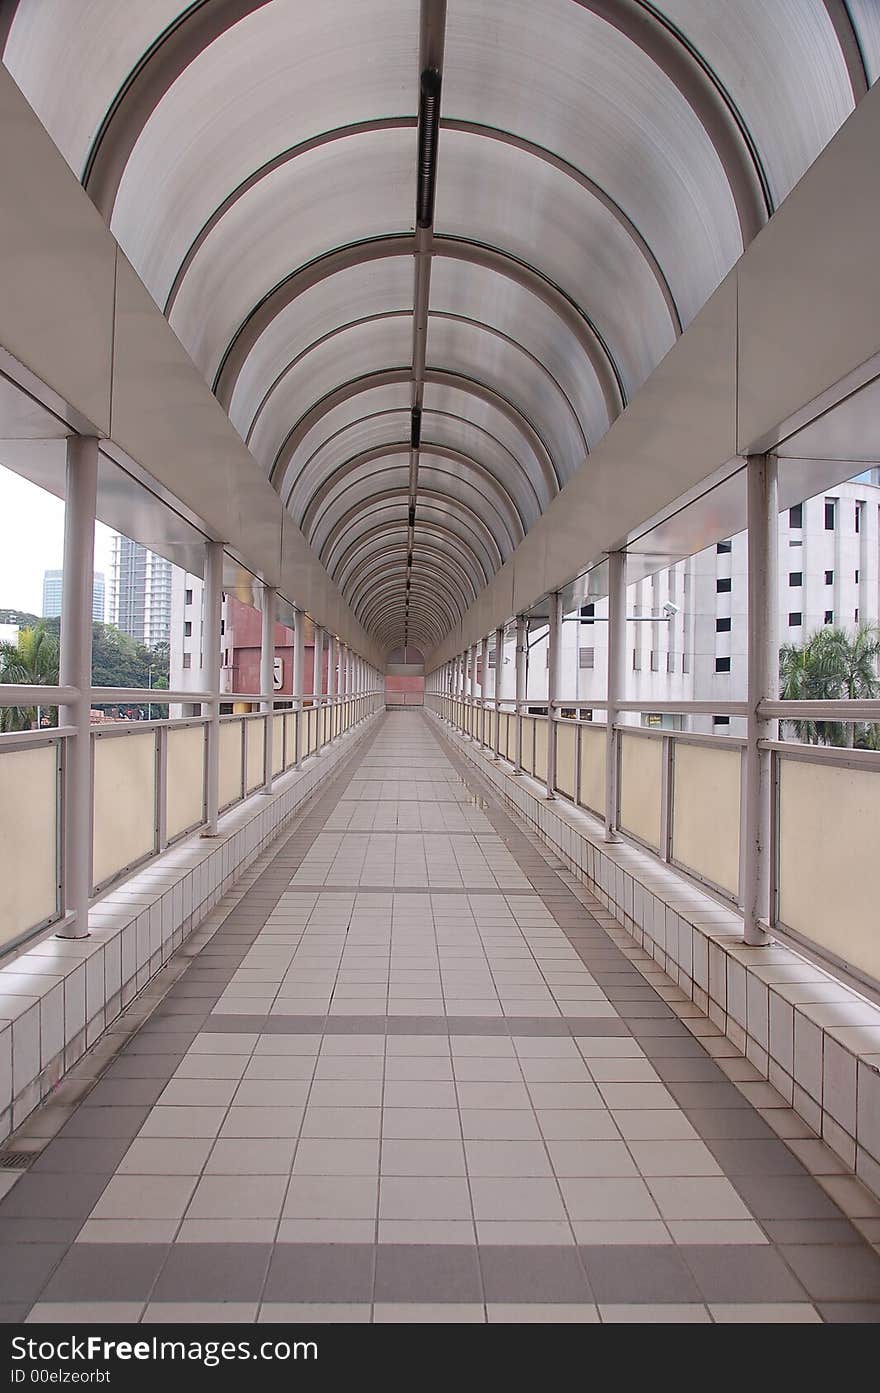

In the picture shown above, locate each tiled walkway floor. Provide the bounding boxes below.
[1,711,879,1323]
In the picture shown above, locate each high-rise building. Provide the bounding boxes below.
[108,535,172,647]
[41,569,105,622]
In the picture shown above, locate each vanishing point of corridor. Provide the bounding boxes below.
[1,712,878,1324]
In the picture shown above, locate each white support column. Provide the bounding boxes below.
[493,625,504,758]
[202,539,224,836]
[292,606,305,770]
[514,615,527,774]
[57,435,98,939]
[260,585,277,794]
[313,626,325,748]
[604,550,626,842]
[546,592,561,799]
[327,633,337,739]
[743,452,778,946]
[480,635,490,746]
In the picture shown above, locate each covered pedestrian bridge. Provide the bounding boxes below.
[0,0,879,1324]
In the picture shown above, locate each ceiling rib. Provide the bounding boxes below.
[214,236,623,424]
[273,367,559,506]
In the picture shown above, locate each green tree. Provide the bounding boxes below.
[0,623,59,731]
[779,623,880,747]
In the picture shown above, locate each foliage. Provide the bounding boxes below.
[0,623,60,730]
[779,623,880,747]
[0,618,170,726]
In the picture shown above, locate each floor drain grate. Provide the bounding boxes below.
[0,1153,32,1170]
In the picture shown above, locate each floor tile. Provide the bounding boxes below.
[142,1303,259,1322]
[152,1244,272,1301]
[373,1244,481,1303]
[40,1244,169,1301]
[709,1303,820,1322]
[27,1303,145,1324]
[265,1244,375,1302]
[479,1245,589,1303]
[258,1303,371,1323]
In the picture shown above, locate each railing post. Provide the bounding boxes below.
[605,550,626,842]
[260,584,277,794]
[57,435,98,939]
[202,539,224,836]
[469,643,477,732]
[659,733,672,862]
[546,592,561,799]
[480,635,490,747]
[493,625,504,759]
[292,606,305,769]
[743,452,778,946]
[514,615,527,774]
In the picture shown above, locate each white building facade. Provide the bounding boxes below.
[500,476,880,736]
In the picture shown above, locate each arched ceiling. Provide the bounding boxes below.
[3,0,875,656]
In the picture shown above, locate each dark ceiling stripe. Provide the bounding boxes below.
[82,0,272,218]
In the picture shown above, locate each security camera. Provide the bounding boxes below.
[662,602,680,618]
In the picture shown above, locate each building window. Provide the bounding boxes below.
[855,608,860,623]
[789,612,802,626]
[824,610,834,625]
[632,649,641,671]
[487,649,496,667]
[667,652,676,674]
[856,503,863,533]
[825,569,834,585]
[713,715,730,727]
[650,650,659,671]
[682,652,690,674]
[220,619,225,635]
[715,656,731,673]
[185,588,193,606]
[716,577,731,594]
[855,569,860,583]
[183,621,192,637]
[716,617,731,633]
[789,504,803,528]
[578,647,594,669]
[824,499,836,530]
[789,539,803,548]
[182,653,192,670]
[789,572,802,586]
[717,540,732,554]
[579,603,594,624]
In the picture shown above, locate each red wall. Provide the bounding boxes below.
[225,596,326,696]
[385,674,425,706]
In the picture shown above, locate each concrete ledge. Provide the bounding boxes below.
[0,714,379,1138]
[428,711,880,1202]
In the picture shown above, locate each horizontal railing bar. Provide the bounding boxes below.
[0,684,78,704]
[760,699,880,720]
[760,739,880,767]
[0,725,75,748]
[92,687,213,702]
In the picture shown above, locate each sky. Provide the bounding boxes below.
[0,465,114,619]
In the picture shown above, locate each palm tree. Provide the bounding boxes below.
[0,624,60,731]
[779,623,880,746]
